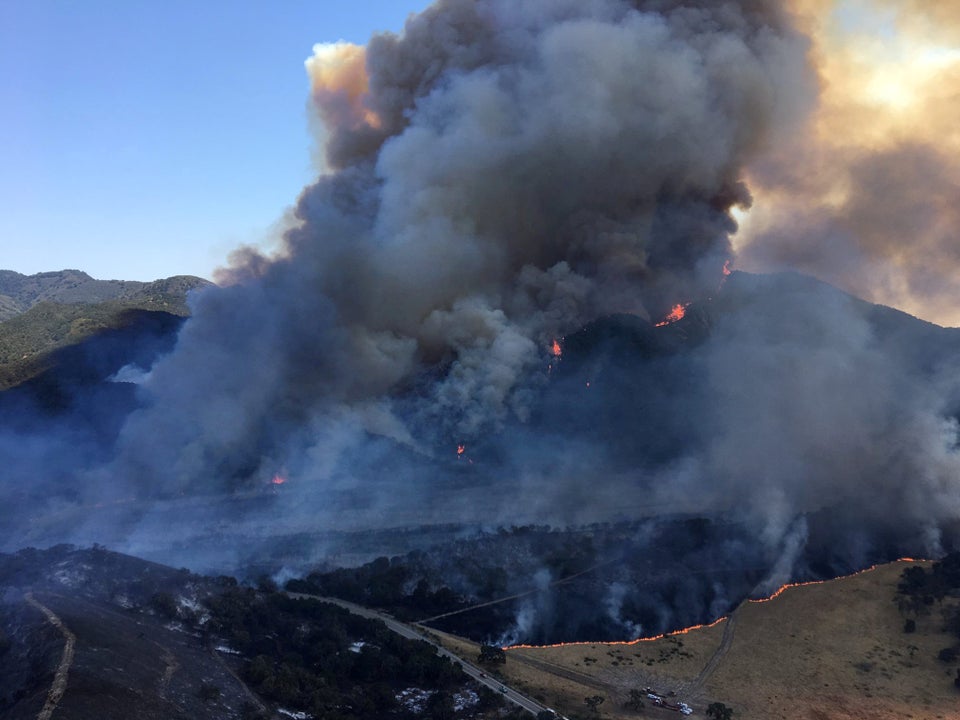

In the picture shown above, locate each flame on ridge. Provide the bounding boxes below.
[654,303,690,327]
[503,558,926,651]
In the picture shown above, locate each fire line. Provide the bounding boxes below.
[503,558,925,651]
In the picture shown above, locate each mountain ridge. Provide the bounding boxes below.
[0,269,211,321]
[0,269,211,390]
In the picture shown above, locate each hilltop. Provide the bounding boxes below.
[0,269,210,389]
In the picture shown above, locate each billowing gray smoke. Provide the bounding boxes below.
[110,0,813,492]
[3,0,959,604]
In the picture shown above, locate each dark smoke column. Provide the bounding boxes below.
[109,0,815,496]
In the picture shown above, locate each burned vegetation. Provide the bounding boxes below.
[286,519,876,647]
[0,546,519,720]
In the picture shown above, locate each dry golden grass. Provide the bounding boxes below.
[434,560,960,720]
[706,560,957,720]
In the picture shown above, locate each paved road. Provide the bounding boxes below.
[287,593,554,717]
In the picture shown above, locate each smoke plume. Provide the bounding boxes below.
[738,0,960,327]
[108,0,813,496]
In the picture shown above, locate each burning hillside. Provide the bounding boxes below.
[1,0,959,643]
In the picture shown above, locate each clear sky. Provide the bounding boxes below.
[1,1,429,282]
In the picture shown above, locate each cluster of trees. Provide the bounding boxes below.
[287,556,472,623]
[898,553,960,608]
[200,586,494,718]
[286,551,524,642]
[896,552,960,690]
[286,519,756,646]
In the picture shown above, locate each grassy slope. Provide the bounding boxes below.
[0,279,206,389]
[436,560,958,720]
[705,560,954,720]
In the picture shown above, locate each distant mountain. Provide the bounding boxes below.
[0,269,210,321]
[0,270,211,390]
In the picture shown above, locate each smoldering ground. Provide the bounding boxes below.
[2,0,960,640]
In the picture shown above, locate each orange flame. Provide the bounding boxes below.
[654,303,689,327]
[504,617,725,651]
[271,474,286,485]
[748,557,925,604]
[457,444,466,457]
[504,558,926,652]
[551,339,562,357]
[722,259,732,277]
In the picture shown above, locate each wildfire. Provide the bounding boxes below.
[551,339,562,358]
[504,557,926,652]
[654,303,690,327]
[457,444,465,458]
[503,617,726,651]
[271,474,286,485]
[748,557,925,604]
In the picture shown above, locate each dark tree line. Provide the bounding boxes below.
[896,551,960,691]
[202,587,501,719]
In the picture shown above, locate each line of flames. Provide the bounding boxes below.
[653,260,733,328]
[503,557,925,651]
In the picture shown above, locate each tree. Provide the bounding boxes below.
[426,690,455,720]
[198,682,221,702]
[706,701,734,720]
[584,695,605,712]
[478,645,506,664]
[151,591,179,620]
[256,574,278,594]
[625,689,646,711]
[938,646,959,664]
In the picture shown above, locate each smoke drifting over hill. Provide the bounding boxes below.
[738,0,960,327]
[2,0,960,626]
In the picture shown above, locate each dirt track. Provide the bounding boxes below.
[25,592,76,720]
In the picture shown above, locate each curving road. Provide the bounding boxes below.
[287,593,554,717]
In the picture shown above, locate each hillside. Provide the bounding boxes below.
[0,270,209,321]
[0,270,210,389]
[437,559,959,720]
[0,546,517,720]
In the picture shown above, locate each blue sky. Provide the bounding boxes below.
[1,1,429,281]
